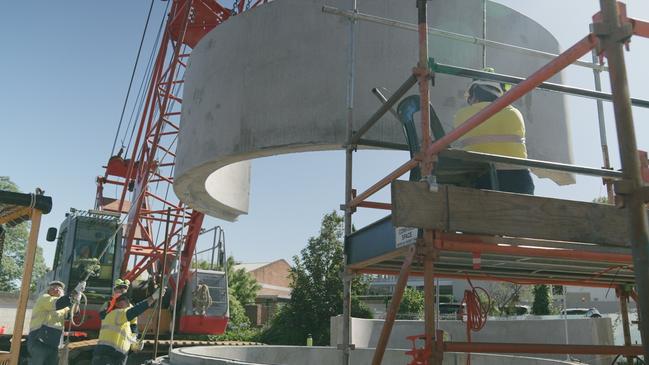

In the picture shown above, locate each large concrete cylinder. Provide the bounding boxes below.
[174,0,573,221]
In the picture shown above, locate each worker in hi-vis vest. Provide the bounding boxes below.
[91,286,165,365]
[28,280,86,365]
[453,78,534,195]
[99,279,137,338]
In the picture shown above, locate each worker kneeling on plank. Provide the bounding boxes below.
[27,280,86,365]
[99,279,138,340]
[454,75,535,195]
[91,286,165,365]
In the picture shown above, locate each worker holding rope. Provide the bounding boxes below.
[99,279,138,338]
[27,280,85,365]
[91,286,165,365]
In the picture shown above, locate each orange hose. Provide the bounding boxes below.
[460,279,490,365]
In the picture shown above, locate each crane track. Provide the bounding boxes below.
[63,338,261,361]
[65,339,260,351]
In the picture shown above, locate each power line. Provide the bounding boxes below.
[110,0,156,157]
[124,0,171,158]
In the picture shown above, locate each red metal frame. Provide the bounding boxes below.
[443,342,644,356]
[435,232,633,265]
[352,2,649,364]
[348,33,599,210]
[348,9,649,211]
[178,315,228,335]
[95,0,269,335]
[356,269,631,289]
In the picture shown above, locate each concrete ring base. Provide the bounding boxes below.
[167,345,579,365]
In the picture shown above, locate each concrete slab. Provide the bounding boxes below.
[175,0,573,221]
[168,345,579,365]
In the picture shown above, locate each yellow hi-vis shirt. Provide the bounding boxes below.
[29,294,69,333]
[97,308,136,354]
[453,102,527,160]
[101,301,137,329]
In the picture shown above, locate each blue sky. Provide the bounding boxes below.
[1,1,648,269]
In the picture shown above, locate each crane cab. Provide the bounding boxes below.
[41,209,123,304]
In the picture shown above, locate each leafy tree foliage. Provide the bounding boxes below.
[192,255,261,341]
[485,283,531,315]
[552,285,564,296]
[531,284,552,315]
[592,196,610,204]
[0,177,47,292]
[192,255,261,305]
[397,287,424,319]
[226,293,251,329]
[260,211,372,345]
[227,256,262,305]
[200,294,261,342]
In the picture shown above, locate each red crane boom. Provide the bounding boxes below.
[95,0,268,334]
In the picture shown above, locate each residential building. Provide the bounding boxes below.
[234,259,292,326]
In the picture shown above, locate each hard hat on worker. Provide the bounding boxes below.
[48,280,65,289]
[114,278,130,289]
[467,79,505,98]
[464,67,508,103]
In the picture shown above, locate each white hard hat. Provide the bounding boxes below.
[466,80,505,98]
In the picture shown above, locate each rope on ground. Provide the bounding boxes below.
[460,278,490,365]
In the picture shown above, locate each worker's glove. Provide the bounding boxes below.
[72,291,82,304]
[74,281,86,293]
[150,286,166,301]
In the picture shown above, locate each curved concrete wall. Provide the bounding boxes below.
[168,345,577,365]
[331,316,615,365]
[175,0,573,221]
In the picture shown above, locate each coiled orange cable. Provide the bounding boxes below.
[460,278,490,365]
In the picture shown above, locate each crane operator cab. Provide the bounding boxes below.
[39,209,124,329]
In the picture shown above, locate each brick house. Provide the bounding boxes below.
[234,259,292,326]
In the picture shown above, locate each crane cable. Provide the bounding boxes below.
[62,7,185,343]
[133,247,180,352]
[64,0,205,356]
[124,0,171,157]
[460,278,490,365]
[110,0,157,157]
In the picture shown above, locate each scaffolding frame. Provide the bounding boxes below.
[334,1,649,364]
[0,190,52,365]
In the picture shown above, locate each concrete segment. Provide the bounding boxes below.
[331,316,615,365]
[175,0,574,221]
[168,345,578,365]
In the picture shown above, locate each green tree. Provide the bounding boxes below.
[196,255,262,342]
[227,256,262,305]
[397,287,424,319]
[531,284,552,315]
[260,211,372,346]
[192,256,261,305]
[0,177,47,292]
[191,260,218,270]
[227,293,250,328]
[592,196,610,204]
[486,283,531,315]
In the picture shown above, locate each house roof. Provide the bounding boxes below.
[234,262,269,272]
[233,259,291,273]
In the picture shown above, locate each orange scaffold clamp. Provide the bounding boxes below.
[406,334,431,365]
